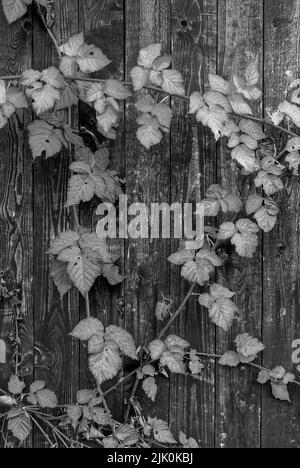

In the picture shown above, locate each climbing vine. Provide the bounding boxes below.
[1,0,300,448]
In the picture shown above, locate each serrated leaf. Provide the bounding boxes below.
[162,69,185,96]
[246,194,264,215]
[189,91,205,114]
[239,119,266,140]
[102,263,124,286]
[30,381,46,394]
[151,103,172,130]
[286,151,300,175]
[105,325,137,360]
[254,170,284,196]
[7,414,32,442]
[0,339,6,364]
[66,174,95,206]
[231,144,260,173]
[235,333,265,358]
[6,87,28,108]
[149,418,177,444]
[41,67,65,89]
[0,395,17,406]
[239,134,258,150]
[219,351,240,367]
[32,84,60,115]
[89,341,122,385]
[28,120,64,159]
[76,43,111,73]
[229,93,253,115]
[233,74,262,100]
[196,105,227,141]
[271,382,291,403]
[208,74,232,95]
[135,95,155,113]
[8,375,26,395]
[257,370,270,385]
[49,230,80,255]
[148,339,166,361]
[204,90,232,113]
[254,207,277,233]
[20,69,41,86]
[209,298,237,331]
[2,0,30,24]
[0,80,6,105]
[142,377,157,402]
[70,318,104,341]
[279,101,300,127]
[103,79,131,100]
[217,222,237,240]
[137,43,162,69]
[167,249,195,266]
[115,424,140,446]
[36,389,58,408]
[142,364,156,377]
[153,54,172,71]
[160,351,185,374]
[67,405,82,428]
[179,432,199,448]
[231,232,259,258]
[136,121,162,149]
[51,260,73,298]
[165,335,190,349]
[130,66,150,91]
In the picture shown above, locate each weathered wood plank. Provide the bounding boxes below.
[124,0,171,422]
[32,0,81,447]
[169,0,218,447]
[78,0,125,422]
[215,0,264,448]
[0,4,33,397]
[262,0,300,448]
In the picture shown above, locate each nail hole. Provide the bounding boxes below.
[181,20,188,28]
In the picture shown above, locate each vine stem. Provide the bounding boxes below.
[36,4,62,59]
[0,74,297,139]
[124,283,196,422]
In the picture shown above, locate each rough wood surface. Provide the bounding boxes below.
[0,0,300,448]
[170,0,218,448]
[262,0,300,448]
[215,0,263,449]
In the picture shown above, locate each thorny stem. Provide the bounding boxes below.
[0,75,298,140]
[36,4,62,59]
[123,283,196,421]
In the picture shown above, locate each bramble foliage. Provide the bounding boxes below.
[1,0,300,448]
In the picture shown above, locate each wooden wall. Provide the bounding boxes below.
[1,0,300,448]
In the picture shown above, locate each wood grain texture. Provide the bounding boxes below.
[169,0,217,447]
[262,0,300,448]
[32,0,81,448]
[215,0,264,449]
[1,0,300,449]
[78,0,125,422]
[124,0,171,422]
[0,7,33,391]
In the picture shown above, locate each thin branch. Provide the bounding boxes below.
[158,282,196,339]
[0,73,297,138]
[36,4,62,59]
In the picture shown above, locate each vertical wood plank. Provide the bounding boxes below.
[32,0,80,447]
[263,0,300,448]
[78,0,125,422]
[0,8,33,395]
[124,0,171,422]
[170,0,218,447]
[215,0,264,448]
